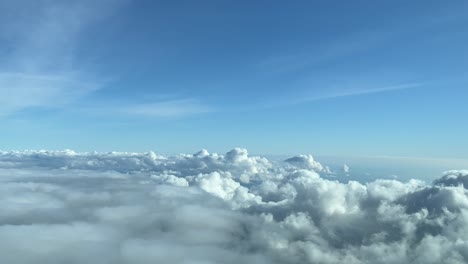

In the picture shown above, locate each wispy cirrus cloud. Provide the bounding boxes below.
[79,97,214,118]
[122,98,214,118]
[256,31,393,76]
[299,82,423,102]
[256,82,424,110]
[0,72,100,116]
[0,0,123,116]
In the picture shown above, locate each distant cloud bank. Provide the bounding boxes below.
[1,148,467,263]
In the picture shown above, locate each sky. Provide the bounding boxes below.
[0,0,467,159]
[2,2,468,262]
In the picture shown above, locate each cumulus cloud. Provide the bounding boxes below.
[0,149,468,263]
[343,164,350,175]
[285,154,332,174]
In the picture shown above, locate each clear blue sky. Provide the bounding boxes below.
[0,0,467,158]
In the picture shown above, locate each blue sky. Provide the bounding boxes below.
[1,0,467,158]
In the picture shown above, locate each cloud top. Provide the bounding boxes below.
[1,149,468,263]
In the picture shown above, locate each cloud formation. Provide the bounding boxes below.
[1,148,467,263]
[295,83,423,105]
[123,98,213,117]
[0,0,122,116]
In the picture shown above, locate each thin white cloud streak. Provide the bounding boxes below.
[123,98,214,117]
[0,72,100,116]
[0,0,208,119]
[257,31,394,76]
[253,82,423,110]
[73,97,214,119]
[300,82,423,102]
[0,0,123,116]
[257,2,468,77]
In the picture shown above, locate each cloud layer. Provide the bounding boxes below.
[1,148,468,263]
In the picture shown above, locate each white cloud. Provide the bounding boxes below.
[285,154,332,174]
[299,82,423,102]
[0,0,122,116]
[1,149,468,263]
[123,98,213,117]
[343,164,350,174]
[0,72,99,115]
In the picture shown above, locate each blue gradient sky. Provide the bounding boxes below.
[1,0,467,158]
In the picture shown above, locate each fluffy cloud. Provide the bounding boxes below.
[0,149,468,263]
[285,154,332,174]
[343,164,350,174]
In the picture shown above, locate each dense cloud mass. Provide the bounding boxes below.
[1,149,468,264]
